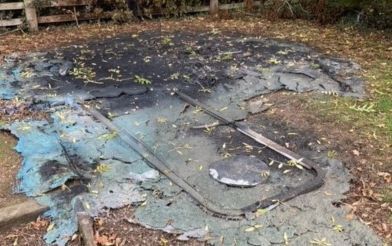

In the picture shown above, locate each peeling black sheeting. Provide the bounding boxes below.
[39,160,72,182]
[2,30,363,113]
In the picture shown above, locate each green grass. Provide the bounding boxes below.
[386,115,392,136]
[381,188,392,204]
[370,63,392,138]
[381,187,392,223]
[304,61,392,228]
[308,62,392,141]
[376,97,392,113]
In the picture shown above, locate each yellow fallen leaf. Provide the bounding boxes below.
[245,227,255,232]
[47,223,55,232]
[96,163,110,173]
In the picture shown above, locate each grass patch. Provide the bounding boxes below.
[386,115,392,136]
[300,58,391,238]
[308,62,392,142]
[376,97,392,113]
[381,187,392,223]
[382,188,392,204]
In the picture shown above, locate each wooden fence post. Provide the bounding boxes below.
[24,0,38,32]
[210,0,219,15]
[244,0,254,10]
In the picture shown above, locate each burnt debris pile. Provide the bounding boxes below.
[0,30,380,246]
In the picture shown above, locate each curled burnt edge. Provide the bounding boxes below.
[79,90,325,219]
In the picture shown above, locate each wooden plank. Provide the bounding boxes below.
[49,0,92,7]
[0,18,23,27]
[220,2,244,10]
[77,212,96,246]
[0,200,48,231]
[38,13,90,24]
[24,0,38,31]
[187,1,261,13]
[38,11,112,24]
[186,5,209,13]
[0,2,24,10]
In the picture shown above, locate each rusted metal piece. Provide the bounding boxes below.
[80,104,245,218]
[175,90,325,209]
[80,90,325,218]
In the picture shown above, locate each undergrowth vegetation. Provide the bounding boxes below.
[1,0,390,30]
[260,0,392,29]
[123,0,392,29]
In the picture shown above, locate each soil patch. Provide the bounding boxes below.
[92,206,204,246]
[0,217,48,246]
[0,211,203,246]
[0,132,26,208]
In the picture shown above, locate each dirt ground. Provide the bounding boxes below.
[0,16,390,244]
[0,100,48,208]
[91,206,204,246]
[0,132,26,208]
[0,207,203,246]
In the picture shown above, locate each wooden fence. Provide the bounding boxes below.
[0,0,96,31]
[190,0,261,14]
[0,0,261,32]
[0,2,24,28]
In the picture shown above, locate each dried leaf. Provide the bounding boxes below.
[46,223,55,232]
[245,227,255,232]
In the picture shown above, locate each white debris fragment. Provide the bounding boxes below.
[219,177,253,186]
[209,168,219,179]
[177,228,208,241]
[129,170,160,182]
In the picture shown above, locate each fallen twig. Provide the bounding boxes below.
[191,121,221,129]
[0,27,22,37]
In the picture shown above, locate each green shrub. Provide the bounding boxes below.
[361,0,392,29]
[259,0,392,29]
